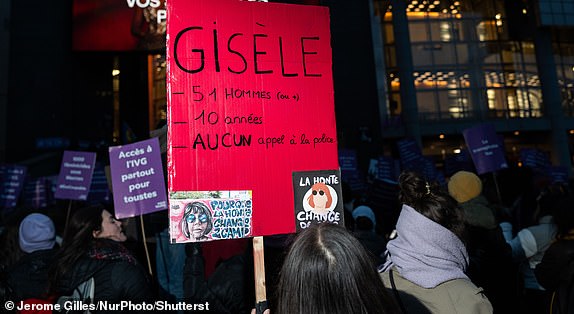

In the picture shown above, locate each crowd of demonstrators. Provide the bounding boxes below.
[379,171,493,313]
[3,164,574,314]
[447,171,517,313]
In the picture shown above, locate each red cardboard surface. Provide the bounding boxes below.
[167,0,338,237]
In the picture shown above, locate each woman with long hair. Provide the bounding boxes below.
[379,171,492,313]
[49,204,153,303]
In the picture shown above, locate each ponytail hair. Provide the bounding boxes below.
[399,171,467,243]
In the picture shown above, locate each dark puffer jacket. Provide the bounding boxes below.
[56,241,154,305]
[6,248,58,301]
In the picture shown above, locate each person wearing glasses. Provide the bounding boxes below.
[181,202,213,242]
[307,182,333,216]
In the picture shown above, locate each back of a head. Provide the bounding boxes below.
[276,223,397,314]
[352,205,376,232]
[447,171,483,203]
[399,171,466,242]
[19,213,56,254]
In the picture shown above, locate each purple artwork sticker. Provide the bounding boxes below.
[54,151,96,200]
[463,124,508,175]
[109,138,167,219]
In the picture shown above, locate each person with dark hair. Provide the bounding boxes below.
[535,194,574,314]
[272,223,398,314]
[380,171,492,313]
[49,204,153,304]
[181,202,213,241]
[501,182,569,314]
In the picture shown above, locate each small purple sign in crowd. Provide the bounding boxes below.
[397,138,422,169]
[54,151,97,200]
[0,164,27,209]
[108,138,167,219]
[375,156,401,182]
[463,124,508,175]
[520,148,551,170]
[339,149,368,194]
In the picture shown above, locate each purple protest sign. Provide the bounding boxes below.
[463,124,508,175]
[338,149,358,171]
[397,138,423,170]
[376,156,401,182]
[54,151,97,200]
[0,164,28,209]
[520,148,551,169]
[108,138,167,219]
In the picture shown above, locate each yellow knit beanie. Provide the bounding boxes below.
[448,171,482,203]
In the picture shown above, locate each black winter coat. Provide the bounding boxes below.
[535,239,574,314]
[6,248,57,301]
[57,254,154,304]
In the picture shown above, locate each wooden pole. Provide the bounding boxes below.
[492,172,503,205]
[140,215,153,276]
[64,200,73,232]
[253,236,268,314]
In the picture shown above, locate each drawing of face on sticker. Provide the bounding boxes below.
[304,182,338,216]
[180,201,213,241]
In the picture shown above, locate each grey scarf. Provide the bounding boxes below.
[381,204,469,288]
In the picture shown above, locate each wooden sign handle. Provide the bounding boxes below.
[253,236,268,314]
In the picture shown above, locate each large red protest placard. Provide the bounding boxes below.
[167,0,338,239]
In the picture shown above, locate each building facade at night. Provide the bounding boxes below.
[369,0,574,172]
[1,0,573,177]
